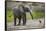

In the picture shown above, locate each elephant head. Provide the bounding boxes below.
[21,5,33,19]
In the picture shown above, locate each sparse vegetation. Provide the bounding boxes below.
[7,8,45,22]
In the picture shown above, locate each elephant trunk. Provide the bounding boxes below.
[30,12,33,19]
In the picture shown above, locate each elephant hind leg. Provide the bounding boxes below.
[14,17,16,26]
[17,16,21,25]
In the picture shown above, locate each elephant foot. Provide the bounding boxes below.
[23,24,26,26]
[14,24,16,26]
[17,24,20,26]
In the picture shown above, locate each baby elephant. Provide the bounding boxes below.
[13,5,33,26]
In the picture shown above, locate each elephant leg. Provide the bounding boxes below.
[17,16,21,25]
[14,17,16,26]
[23,13,26,25]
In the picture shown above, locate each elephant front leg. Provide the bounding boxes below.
[23,14,26,26]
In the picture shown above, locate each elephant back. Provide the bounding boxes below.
[13,7,24,17]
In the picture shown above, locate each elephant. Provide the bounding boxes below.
[13,5,33,26]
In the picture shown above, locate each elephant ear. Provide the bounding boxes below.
[23,7,30,12]
[25,8,30,12]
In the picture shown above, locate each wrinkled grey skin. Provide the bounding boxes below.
[13,5,33,26]
[13,6,24,17]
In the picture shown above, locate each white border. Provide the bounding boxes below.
[16,0,45,2]
[0,0,45,31]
